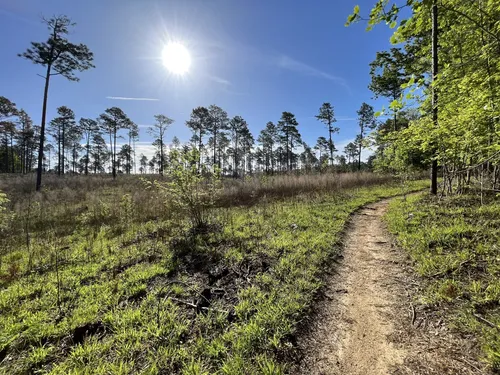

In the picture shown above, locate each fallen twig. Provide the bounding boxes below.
[168,297,229,314]
[430,260,471,278]
[410,302,416,326]
[456,356,485,374]
[473,313,500,331]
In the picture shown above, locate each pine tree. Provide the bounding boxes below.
[356,103,376,170]
[277,112,301,171]
[186,106,210,171]
[149,115,173,176]
[315,103,339,167]
[207,105,229,170]
[49,106,75,175]
[99,107,131,179]
[19,15,94,190]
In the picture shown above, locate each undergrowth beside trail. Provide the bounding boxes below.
[386,194,500,372]
[0,179,426,374]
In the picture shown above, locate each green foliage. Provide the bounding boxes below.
[277,112,301,171]
[0,191,11,232]
[19,15,95,82]
[355,0,500,191]
[148,149,222,229]
[0,175,427,374]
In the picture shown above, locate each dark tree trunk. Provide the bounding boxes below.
[36,64,51,191]
[113,129,117,179]
[85,136,90,175]
[57,127,61,176]
[328,123,333,167]
[286,132,290,171]
[213,127,217,169]
[198,129,203,172]
[10,135,14,173]
[358,135,362,171]
[430,0,439,195]
[160,138,164,176]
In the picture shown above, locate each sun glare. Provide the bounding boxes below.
[162,42,191,75]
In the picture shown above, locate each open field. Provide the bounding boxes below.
[0,174,426,374]
[386,193,500,371]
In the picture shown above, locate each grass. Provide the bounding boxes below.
[0,174,427,374]
[386,193,500,371]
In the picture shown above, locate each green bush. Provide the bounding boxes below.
[147,149,222,230]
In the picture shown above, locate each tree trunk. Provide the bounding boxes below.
[85,135,90,175]
[36,65,51,191]
[61,123,65,175]
[234,135,238,177]
[128,133,132,175]
[430,0,439,195]
[328,123,333,167]
[10,134,14,173]
[198,129,203,173]
[213,127,217,169]
[160,136,164,176]
[3,137,7,173]
[286,132,290,171]
[358,138,362,171]
[57,127,61,176]
[113,129,117,179]
[270,145,274,175]
[133,137,137,174]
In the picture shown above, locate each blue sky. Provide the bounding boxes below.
[1,0,397,160]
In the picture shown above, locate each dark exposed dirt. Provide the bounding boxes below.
[292,199,488,375]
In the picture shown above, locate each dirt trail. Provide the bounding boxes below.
[293,199,485,375]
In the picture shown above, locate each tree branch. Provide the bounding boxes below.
[440,3,500,43]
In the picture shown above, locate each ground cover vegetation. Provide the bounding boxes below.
[0,164,427,374]
[387,194,500,371]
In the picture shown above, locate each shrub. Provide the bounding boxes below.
[146,149,222,230]
[0,191,12,233]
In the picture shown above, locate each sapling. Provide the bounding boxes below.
[146,149,222,232]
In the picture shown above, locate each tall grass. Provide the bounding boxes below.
[0,172,396,211]
[0,172,399,255]
[221,172,395,205]
[0,175,428,374]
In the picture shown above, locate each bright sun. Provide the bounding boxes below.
[162,42,191,75]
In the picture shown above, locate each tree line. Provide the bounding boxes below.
[1,96,377,178]
[1,14,382,191]
[347,0,500,195]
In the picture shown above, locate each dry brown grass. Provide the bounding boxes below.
[0,172,397,236]
[0,172,395,205]
[220,172,395,206]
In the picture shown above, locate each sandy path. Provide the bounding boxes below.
[293,199,485,375]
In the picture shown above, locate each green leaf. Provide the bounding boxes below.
[389,99,400,109]
[354,5,360,15]
[389,20,397,29]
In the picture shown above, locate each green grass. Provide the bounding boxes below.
[386,193,500,371]
[0,179,427,374]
